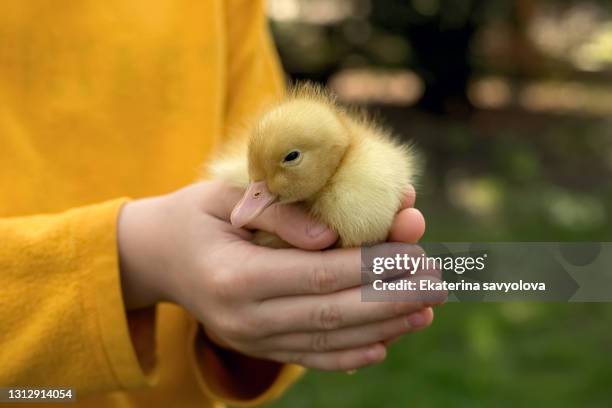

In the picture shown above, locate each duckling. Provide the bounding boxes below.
[209,84,419,248]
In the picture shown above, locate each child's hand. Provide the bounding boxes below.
[117,181,438,371]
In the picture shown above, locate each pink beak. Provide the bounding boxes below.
[230,181,278,228]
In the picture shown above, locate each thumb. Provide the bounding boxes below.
[247,203,338,250]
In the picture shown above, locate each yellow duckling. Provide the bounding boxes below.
[210,84,419,248]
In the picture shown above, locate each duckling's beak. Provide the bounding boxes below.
[230,181,278,228]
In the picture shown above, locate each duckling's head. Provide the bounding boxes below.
[231,98,350,227]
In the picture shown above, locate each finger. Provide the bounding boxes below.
[206,181,248,219]
[244,243,425,299]
[248,203,337,250]
[400,185,416,210]
[241,247,359,299]
[388,208,426,243]
[256,285,443,333]
[384,307,434,347]
[267,343,386,371]
[262,311,432,353]
[206,181,337,250]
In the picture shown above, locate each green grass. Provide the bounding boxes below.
[274,303,612,408]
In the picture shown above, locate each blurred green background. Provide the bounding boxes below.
[266,0,612,406]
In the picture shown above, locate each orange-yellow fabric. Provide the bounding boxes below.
[0,0,304,406]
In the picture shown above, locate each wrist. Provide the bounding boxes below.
[118,194,171,310]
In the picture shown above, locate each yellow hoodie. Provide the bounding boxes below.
[0,0,303,406]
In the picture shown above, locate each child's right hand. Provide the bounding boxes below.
[117,181,437,371]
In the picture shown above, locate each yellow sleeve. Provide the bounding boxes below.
[191,0,304,405]
[222,0,286,136]
[191,327,305,407]
[0,199,156,395]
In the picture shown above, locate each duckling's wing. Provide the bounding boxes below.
[312,133,417,248]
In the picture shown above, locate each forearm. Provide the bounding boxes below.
[118,194,172,310]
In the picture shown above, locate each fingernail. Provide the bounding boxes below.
[307,221,329,238]
[366,345,384,362]
[406,311,426,328]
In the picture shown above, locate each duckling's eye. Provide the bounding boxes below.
[282,150,301,163]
